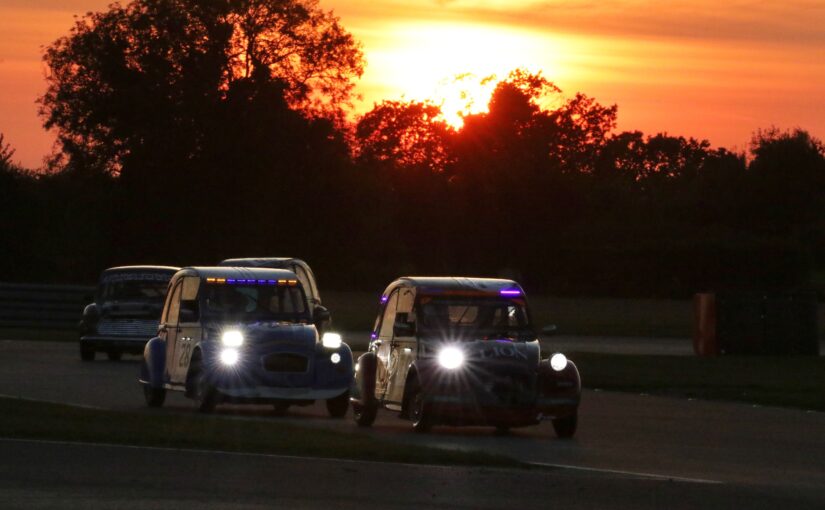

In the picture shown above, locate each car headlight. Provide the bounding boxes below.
[438,346,464,370]
[220,348,239,365]
[222,330,244,348]
[322,332,342,349]
[550,353,568,371]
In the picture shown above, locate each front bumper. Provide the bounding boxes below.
[218,386,347,402]
[80,335,149,353]
[201,343,353,404]
[425,392,579,427]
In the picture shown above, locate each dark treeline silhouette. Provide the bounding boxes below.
[2,0,824,297]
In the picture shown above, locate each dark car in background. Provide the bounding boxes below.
[79,266,178,361]
[218,258,330,327]
[351,277,581,437]
[139,267,352,415]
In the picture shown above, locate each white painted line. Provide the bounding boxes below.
[528,461,722,485]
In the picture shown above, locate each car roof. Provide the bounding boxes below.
[179,266,300,281]
[102,265,179,274]
[218,257,307,268]
[391,277,522,295]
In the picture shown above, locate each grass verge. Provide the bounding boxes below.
[0,397,520,468]
[574,352,825,411]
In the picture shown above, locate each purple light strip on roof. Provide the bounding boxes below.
[500,289,521,296]
[219,278,292,286]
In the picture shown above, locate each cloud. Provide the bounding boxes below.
[334,0,825,48]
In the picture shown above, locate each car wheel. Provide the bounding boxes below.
[409,382,432,433]
[107,351,122,361]
[190,362,217,413]
[552,412,578,438]
[353,400,377,427]
[143,384,166,407]
[272,401,290,416]
[80,345,95,361]
[326,390,349,418]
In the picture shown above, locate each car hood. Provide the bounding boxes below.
[98,300,164,319]
[207,322,319,350]
[422,338,541,369]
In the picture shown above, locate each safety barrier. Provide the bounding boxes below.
[0,282,93,331]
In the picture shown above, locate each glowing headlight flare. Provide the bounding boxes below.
[550,353,568,371]
[222,330,244,347]
[322,332,342,349]
[438,346,464,370]
[330,353,341,364]
[220,348,239,366]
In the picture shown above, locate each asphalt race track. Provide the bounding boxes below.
[1,339,825,509]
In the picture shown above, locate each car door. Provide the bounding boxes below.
[172,276,201,383]
[162,280,183,383]
[386,287,416,404]
[374,289,399,399]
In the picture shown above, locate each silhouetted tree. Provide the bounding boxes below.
[40,0,363,176]
[356,100,455,174]
[0,134,16,174]
[747,128,825,231]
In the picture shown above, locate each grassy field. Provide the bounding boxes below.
[0,397,520,467]
[573,352,825,411]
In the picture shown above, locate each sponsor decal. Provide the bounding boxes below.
[481,344,528,361]
[102,272,172,283]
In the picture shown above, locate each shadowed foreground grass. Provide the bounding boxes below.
[575,352,825,411]
[0,397,520,468]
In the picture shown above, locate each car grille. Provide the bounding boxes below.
[97,319,159,338]
[263,353,308,373]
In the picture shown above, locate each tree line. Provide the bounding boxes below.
[1,0,823,297]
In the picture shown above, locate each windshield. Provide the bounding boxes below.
[201,283,309,322]
[417,296,532,338]
[100,277,170,302]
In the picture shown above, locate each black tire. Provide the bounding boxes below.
[326,390,349,418]
[353,400,377,427]
[272,401,290,416]
[552,412,578,438]
[107,351,122,361]
[190,361,218,413]
[409,382,432,433]
[80,345,95,361]
[143,385,166,407]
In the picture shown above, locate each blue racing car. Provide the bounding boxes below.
[139,267,352,416]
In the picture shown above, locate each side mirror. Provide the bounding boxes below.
[314,306,331,325]
[393,321,415,337]
[541,324,558,336]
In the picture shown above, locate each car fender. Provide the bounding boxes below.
[351,351,377,405]
[537,358,581,399]
[314,343,354,388]
[141,336,166,388]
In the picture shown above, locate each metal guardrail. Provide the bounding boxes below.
[0,282,94,330]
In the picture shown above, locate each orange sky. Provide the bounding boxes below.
[1,0,823,168]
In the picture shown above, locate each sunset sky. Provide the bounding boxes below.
[1,0,823,168]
